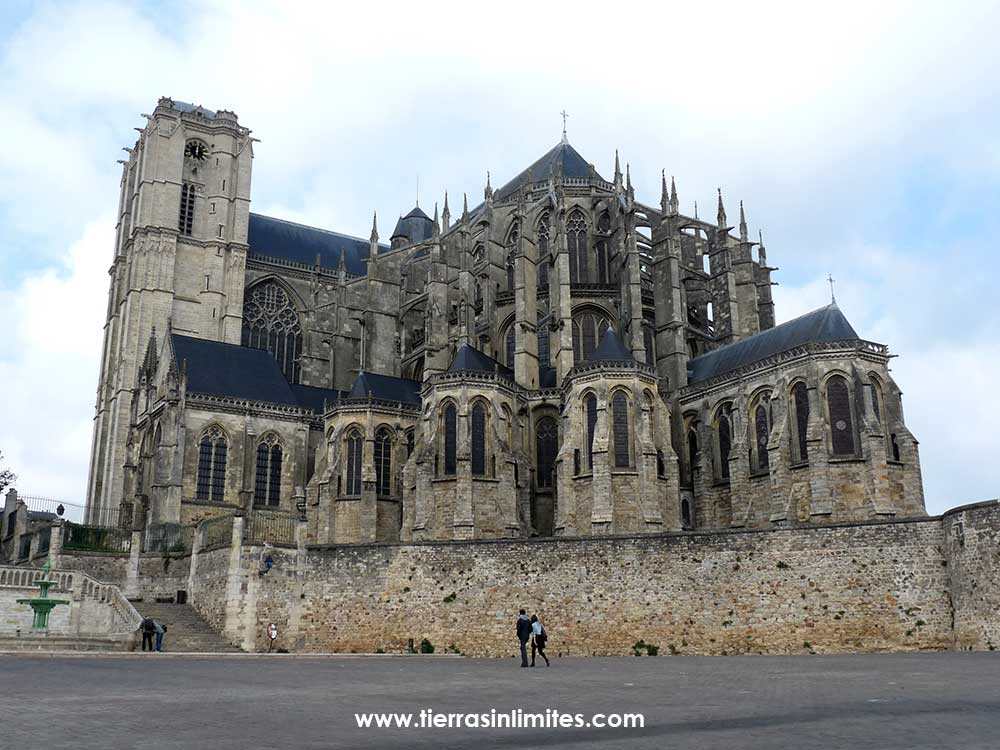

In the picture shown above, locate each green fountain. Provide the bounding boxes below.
[16,560,70,630]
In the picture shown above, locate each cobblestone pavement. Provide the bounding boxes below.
[1,652,998,749]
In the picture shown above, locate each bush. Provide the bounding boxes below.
[420,638,435,654]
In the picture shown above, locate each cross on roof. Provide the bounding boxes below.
[827,273,836,304]
[560,108,569,144]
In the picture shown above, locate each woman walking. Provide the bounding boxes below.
[530,615,550,667]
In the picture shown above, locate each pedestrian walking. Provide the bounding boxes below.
[140,616,156,652]
[530,615,550,667]
[516,609,532,667]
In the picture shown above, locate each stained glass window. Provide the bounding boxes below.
[535,417,558,488]
[755,402,770,472]
[567,211,587,283]
[718,410,732,480]
[612,392,630,468]
[242,282,303,383]
[443,404,457,475]
[585,394,598,470]
[374,428,392,497]
[254,435,282,506]
[471,403,487,476]
[196,427,227,502]
[828,376,855,455]
[793,382,809,462]
[346,428,363,496]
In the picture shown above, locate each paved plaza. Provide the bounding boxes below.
[1,652,999,748]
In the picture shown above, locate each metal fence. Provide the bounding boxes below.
[245,509,297,545]
[63,521,132,553]
[201,514,235,549]
[144,523,195,554]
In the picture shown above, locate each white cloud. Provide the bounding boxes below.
[0,219,111,501]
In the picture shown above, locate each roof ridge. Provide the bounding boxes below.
[250,212,391,249]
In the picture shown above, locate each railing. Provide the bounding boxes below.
[201,514,235,549]
[144,523,195,554]
[63,522,132,553]
[245,508,297,545]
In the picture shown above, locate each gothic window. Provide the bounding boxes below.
[717,407,732,480]
[405,429,415,458]
[572,311,612,362]
[474,282,482,308]
[374,427,392,497]
[869,378,882,422]
[681,498,692,528]
[656,450,665,477]
[505,326,516,368]
[611,391,630,468]
[345,427,363,496]
[584,393,598,470]
[535,417,558,488]
[792,382,810,463]
[643,323,655,366]
[567,210,587,283]
[471,402,487,476]
[891,433,901,462]
[178,183,195,235]
[443,403,457,476]
[537,316,550,368]
[196,426,228,502]
[596,241,608,283]
[241,281,303,383]
[827,375,856,456]
[254,435,282,507]
[687,428,699,485]
[537,214,549,290]
[753,399,770,473]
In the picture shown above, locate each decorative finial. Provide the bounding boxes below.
[415,174,419,207]
[828,273,836,304]
[370,211,378,242]
[625,163,632,192]
[661,170,669,213]
[716,188,727,228]
[462,192,469,219]
[560,107,569,144]
[739,200,748,242]
[670,176,679,214]
[484,171,492,200]
[614,150,622,183]
[694,200,698,220]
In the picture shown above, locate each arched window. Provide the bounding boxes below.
[443,403,457,475]
[405,429,415,458]
[643,324,655,366]
[254,435,282,507]
[572,311,611,362]
[681,497,692,528]
[178,183,195,235]
[471,402,487,476]
[792,382,809,463]
[241,281,303,383]
[505,326,516,369]
[567,211,587,283]
[341,427,361,496]
[611,391,630,468]
[584,393,598,470]
[687,428,699,485]
[753,399,770,473]
[869,378,883,423]
[537,214,549,290]
[717,408,732,480]
[827,375,856,456]
[597,212,612,283]
[536,417,558,488]
[196,426,228,502]
[891,433,901,462]
[656,450,665,477]
[537,316,550,368]
[374,427,393,497]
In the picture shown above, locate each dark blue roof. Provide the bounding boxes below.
[247,213,389,275]
[687,304,861,384]
[448,344,514,379]
[172,334,340,413]
[591,329,634,362]
[348,372,422,405]
[172,100,217,119]
[390,205,434,244]
[495,142,604,200]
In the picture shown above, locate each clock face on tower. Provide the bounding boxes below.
[185,140,208,161]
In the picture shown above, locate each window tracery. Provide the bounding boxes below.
[242,281,303,383]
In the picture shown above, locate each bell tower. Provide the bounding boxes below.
[85,97,254,518]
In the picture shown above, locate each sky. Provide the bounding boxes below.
[0,0,998,515]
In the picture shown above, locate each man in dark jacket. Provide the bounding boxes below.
[140,617,156,652]
[516,609,532,667]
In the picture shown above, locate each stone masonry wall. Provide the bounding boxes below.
[941,500,1000,650]
[228,516,954,656]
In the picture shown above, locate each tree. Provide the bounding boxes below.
[0,451,15,495]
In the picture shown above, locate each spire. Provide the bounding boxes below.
[462,192,469,221]
[716,188,727,229]
[625,163,632,192]
[694,200,698,220]
[370,211,378,243]
[613,150,622,186]
[432,202,440,238]
[739,200,748,243]
[442,191,450,232]
[484,171,492,201]
[670,176,679,215]
[660,170,669,214]
[758,229,767,264]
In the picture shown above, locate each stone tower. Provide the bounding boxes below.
[85,98,254,518]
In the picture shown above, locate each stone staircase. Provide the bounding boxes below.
[136,602,241,653]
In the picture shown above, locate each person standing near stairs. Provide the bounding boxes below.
[154,620,167,652]
[140,617,156,652]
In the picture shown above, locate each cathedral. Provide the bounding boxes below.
[84,97,926,546]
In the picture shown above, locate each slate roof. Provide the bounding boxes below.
[448,344,514,379]
[172,100,218,119]
[171,335,340,413]
[247,213,389,275]
[390,205,435,245]
[347,372,422,405]
[495,142,604,200]
[686,304,861,384]
[590,329,634,362]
